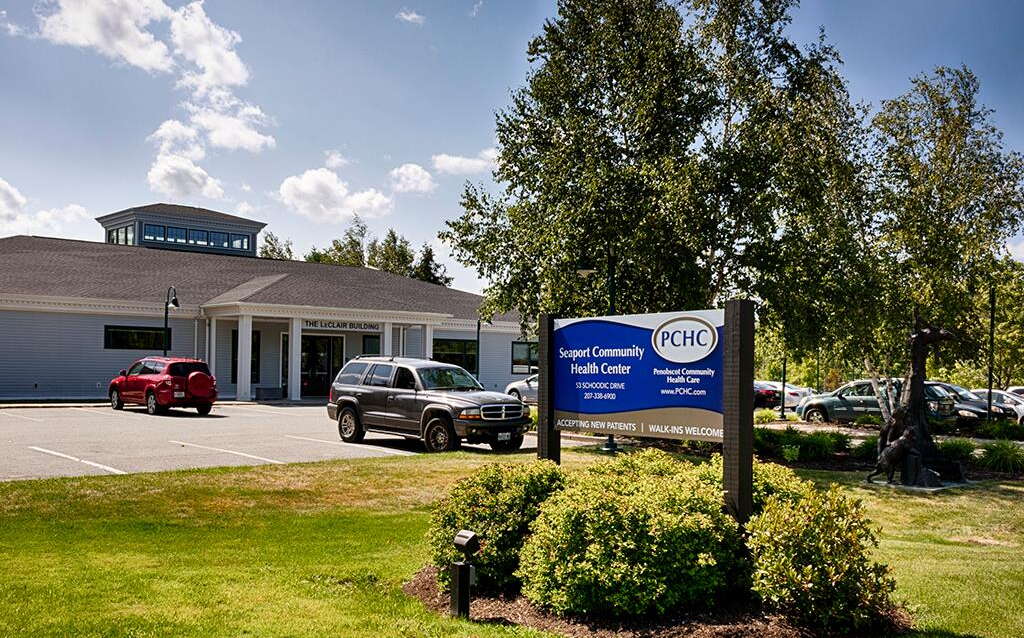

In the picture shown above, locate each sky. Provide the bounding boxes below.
[1,0,1023,294]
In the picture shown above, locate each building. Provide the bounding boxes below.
[0,203,537,401]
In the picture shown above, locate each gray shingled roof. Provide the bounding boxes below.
[95,203,267,228]
[0,236,515,322]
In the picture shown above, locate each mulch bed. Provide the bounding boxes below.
[403,566,805,638]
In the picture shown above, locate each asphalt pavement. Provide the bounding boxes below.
[0,403,582,481]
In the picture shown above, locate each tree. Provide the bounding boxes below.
[304,217,453,286]
[367,229,416,276]
[441,0,866,332]
[258,231,294,260]
[304,216,368,266]
[411,243,454,287]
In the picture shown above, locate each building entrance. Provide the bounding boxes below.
[282,334,345,397]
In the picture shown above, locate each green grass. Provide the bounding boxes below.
[1,451,1022,637]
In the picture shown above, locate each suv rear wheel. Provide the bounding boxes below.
[110,389,123,410]
[423,416,459,453]
[338,406,365,442]
[146,391,165,416]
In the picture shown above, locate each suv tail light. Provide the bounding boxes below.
[329,386,335,403]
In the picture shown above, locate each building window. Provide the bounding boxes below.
[107,229,116,243]
[107,225,134,245]
[231,329,261,384]
[210,231,229,248]
[144,224,165,241]
[230,233,249,250]
[362,334,381,355]
[434,338,478,374]
[167,227,187,243]
[188,229,208,245]
[511,341,538,374]
[125,225,134,244]
[104,325,170,350]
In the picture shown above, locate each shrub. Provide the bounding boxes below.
[785,412,799,422]
[693,453,810,511]
[977,419,1024,441]
[937,438,977,465]
[747,485,898,633]
[854,413,882,427]
[978,440,1024,474]
[852,435,879,461]
[753,427,782,457]
[517,463,743,617]
[427,460,565,593]
[781,445,800,462]
[754,408,777,424]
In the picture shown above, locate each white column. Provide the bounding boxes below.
[208,318,217,377]
[424,324,434,359]
[237,314,253,401]
[400,326,407,356]
[288,317,302,401]
[381,321,393,356]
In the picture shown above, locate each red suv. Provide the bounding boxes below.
[109,357,217,415]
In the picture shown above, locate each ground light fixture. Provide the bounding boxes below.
[163,286,179,357]
[450,529,479,618]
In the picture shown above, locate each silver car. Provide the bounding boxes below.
[505,374,538,403]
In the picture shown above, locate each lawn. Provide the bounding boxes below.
[0,449,1021,638]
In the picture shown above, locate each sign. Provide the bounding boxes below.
[303,319,381,332]
[552,310,724,442]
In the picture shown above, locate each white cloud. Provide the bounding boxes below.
[324,150,351,169]
[278,168,392,223]
[395,9,425,25]
[147,119,205,161]
[240,183,252,192]
[36,0,174,73]
[1,9,26,36]
[1,203,90,237]
[147,152,224,199]
[1009,238,1024,262]
[169,1,249,94]
[187,103,275,152]
[470,1,484,17]
[431,147,497,175]
[0,177,28,222]
[236,201,254,215]
[389,163,436,193]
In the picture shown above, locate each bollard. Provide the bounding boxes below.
[450,529,479,619]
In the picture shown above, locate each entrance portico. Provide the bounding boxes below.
[202,303,447,400]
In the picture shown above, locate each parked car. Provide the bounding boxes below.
[109,357,217,415]
[1006,386,1024,397]
[930,381,1015,425]
[505,374,538,403]
[795,378,955,426]
[973,389,1024,424]
[326,356,531,452]
[765,382,813,409]
[753,381,781,408]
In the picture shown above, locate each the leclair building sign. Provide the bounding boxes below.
[552,310,724,442]
[303,319,381,331]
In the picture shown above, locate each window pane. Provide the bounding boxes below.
[108,229,116,243]
[126,225,134,245]
[210,232,228,247]
[144,224,165,241]
[335,361,368,385]
[127,362,145,376]
[368,364,394,386]
[363,335,381,355]
[230,330,261,384]
[230,234,248,249]
[188,229,208,245]
[393,367,416,390]
[511,341,538,374]
[117,227,126,244]
[434,339,477,374]
[104,326,169,350]
[167,227,186,243]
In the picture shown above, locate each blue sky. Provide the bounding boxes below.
[1,0,1022,293]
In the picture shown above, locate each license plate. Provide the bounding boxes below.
[497,432,511,441]
[173,391,185,398]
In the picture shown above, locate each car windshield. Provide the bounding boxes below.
[945,383,982,402]
[168,362,210,377]
[925,384,951,399]
[418,366,482,390]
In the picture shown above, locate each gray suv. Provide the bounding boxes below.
[326,356,531,452]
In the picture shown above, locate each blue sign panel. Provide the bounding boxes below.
[552,310,724,441]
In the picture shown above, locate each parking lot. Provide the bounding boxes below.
[0,403,571,481]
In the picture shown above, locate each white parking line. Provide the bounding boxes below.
[27,446,126,474]
[168,440,284,464]
[284,434,417,456]
[0,410,44,422]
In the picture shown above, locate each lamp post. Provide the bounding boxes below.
[987,282,995,420]
[577,244,618,454]
[163,286,179,357]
